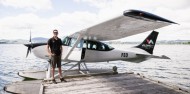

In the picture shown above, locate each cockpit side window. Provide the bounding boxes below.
[62,37,71,46]
[70,38,76,47]
[77,39,84,48]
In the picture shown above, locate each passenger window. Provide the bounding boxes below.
[92,44,97,50]
[86,41,96,50]
[102,45,105,50]
[87,43,90,49]
[83,42,87,48]
[99,44,105,50]
[85,40,114,51]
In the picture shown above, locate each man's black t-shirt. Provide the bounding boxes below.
[47,37,62,56]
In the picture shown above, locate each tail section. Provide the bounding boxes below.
[136,31,159,54]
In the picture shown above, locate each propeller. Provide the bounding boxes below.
[24,31,33,58]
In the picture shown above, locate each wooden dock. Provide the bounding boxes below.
[4,72,189,94]
[41,73,187,94]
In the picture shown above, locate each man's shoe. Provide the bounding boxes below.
[52,79,57,84]
[60,78,67,82]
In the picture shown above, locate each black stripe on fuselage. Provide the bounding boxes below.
[24,42,71,49]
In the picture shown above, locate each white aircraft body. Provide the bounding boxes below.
[23,9,177,79]
[31,31,166,63]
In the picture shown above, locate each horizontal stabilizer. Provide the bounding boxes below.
[150,55,170,59]
[125,54,170,63]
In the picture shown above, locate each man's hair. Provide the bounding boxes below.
[53,29,58,33]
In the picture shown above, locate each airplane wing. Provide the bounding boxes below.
[70,9,177,41]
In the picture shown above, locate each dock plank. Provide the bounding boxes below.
[4,80,42,94]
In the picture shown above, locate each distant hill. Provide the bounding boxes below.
[0,37,48,44]
[0,39,27,44]
[31,37,48,43]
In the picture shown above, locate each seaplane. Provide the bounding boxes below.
[20,9,177,80]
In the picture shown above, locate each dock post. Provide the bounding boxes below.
[46,62,51,79]
[113,66,118,74]
[78,62,81,70]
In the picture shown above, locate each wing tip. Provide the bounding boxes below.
[123,9,178,24]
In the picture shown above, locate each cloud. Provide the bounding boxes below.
[72,0,190,25]
[0,11,99,39]
[0,0,52,11]
[0,13,49,39]
[0,0,190,41]
[46,11,99,38]
[74,0,190,41]
[74,0,112,9]
[75,0,190,9]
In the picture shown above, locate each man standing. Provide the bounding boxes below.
[47,29,66,84]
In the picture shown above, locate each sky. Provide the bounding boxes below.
[0,0,190,41]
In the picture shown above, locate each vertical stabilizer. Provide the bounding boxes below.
[136,31,159,54]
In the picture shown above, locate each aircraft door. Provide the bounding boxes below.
[67,38,84,61]
[81,40,87,60]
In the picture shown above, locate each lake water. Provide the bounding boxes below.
[0,44,190,93]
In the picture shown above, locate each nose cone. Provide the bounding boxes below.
[24,43,31,47]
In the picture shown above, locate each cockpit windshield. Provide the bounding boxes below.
[62,36,83,48]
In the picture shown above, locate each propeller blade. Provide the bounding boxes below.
[25,31,32,58]
[29,31,31,42]
[26,46,31,58]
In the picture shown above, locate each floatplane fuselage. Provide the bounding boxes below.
[25,31,168,64]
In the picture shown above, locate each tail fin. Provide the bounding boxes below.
[136,31,159,54]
